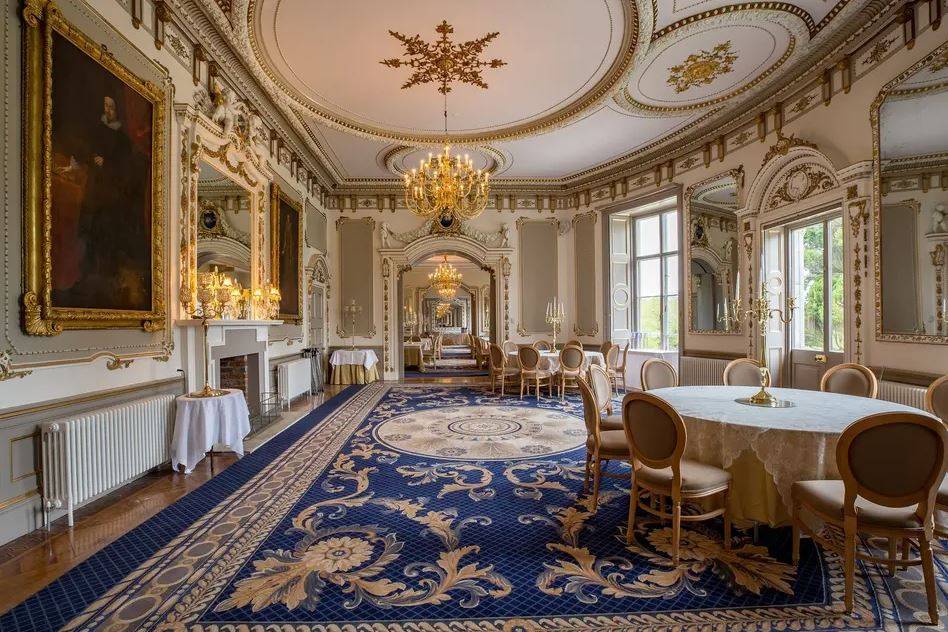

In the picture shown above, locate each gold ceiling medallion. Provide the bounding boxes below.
[382,21,504,223]
[380,20,506,93]
[667,41,738,93]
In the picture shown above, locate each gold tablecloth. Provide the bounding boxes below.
[330,364,380,385]
[404,346,423,369]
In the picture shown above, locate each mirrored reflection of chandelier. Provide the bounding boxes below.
[382,21,503,222]
[429,255,462,300]
[435,301,452,319]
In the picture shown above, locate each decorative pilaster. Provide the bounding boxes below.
[847,199,869,363]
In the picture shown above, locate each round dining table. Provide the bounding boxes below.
[649,385,934,527]
[507,349,605,373]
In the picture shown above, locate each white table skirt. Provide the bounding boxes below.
[172,389,251,474]
[649,386,934,512]
[330,349,379,371]
[507,350,605,373]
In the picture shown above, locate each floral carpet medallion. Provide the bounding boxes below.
[3,384,946,631]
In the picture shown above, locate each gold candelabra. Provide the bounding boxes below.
[724,279,796,408]
[344,299,362,350]
[545,297,565,349]
[404,304,418,336]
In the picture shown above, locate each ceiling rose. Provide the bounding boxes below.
[248,0,638,143]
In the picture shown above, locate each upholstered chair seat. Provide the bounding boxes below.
[635,460,732,495]
[793,480,925,529]
[600,414,624,431]
[586,430,631,458]
[820,363,878,398]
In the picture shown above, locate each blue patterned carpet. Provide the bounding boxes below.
[2,383,945,631]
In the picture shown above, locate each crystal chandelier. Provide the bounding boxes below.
[435,301,452,319]
[382,21,504,223]
[429,255,463,300]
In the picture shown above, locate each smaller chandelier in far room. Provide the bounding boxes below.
[429,255,463,300]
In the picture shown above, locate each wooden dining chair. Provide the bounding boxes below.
[612,341,631,393]
[519,345,554,400]
[599,340,612,357]
[791,411,946,624]
[820,363,878,398]
[589,364,621,430]
[488,343,519,396]
[622,391,732,564]
[557,345,585,399]
[578,375,631,508]
[564,339,583,349]
[722,357,769,387]
[533,340,553,352]
[604,343,620,388]
[640,358,679,390]
[925,375,948,542]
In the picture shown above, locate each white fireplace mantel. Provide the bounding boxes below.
[175,319,283,396]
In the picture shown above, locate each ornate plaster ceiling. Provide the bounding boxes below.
[241,0,871,186]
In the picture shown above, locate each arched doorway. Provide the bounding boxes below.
[380,232,512,380]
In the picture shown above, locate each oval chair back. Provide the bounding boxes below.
[577,376,602,445]
[588,364,612,413]
[821,363,878,398]
[640,358,679,390]
[836,411,946,514]
[604,344,619,370]
[560,345,585,372]
[518,345,541,372]
[599,340,612,357]
[488,343,506,370]
[622,391,687,473]
[723,357,769,387]
[502,340,518,355]
[534,340,553,352]
[926,375,948,422]
[617,341,631,372]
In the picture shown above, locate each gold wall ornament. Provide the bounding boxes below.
[766,163,836,209]
[848,199,869,363]
[106,355,133,371]
[22,0,167,334]
[667,41,738,94]
[762,133,819,165]
[270,183,304,324]
[380,20,505,94]
[0,352,33,382]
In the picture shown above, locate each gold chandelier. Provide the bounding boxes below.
[435,301,452,319]
[429,255,463,300]
[382,21,504,222]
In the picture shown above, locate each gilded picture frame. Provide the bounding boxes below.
[21,0,166,335]
[270,183,304,324]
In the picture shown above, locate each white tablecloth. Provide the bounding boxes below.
[507,349,605,373]
[330,349,379,371]
[649,386,933,517]
[172,389,251,474]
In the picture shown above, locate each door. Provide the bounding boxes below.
[311,286,325,350]
[785,214,845,389]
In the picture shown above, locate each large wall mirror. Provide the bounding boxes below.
[873,44,948,344]
[685,170,742,334]
[197,161,252,292]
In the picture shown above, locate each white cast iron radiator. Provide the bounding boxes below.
[680,356,728,386]
[40,393,176,528]
[278,358,312,408]
[878,380,928,409]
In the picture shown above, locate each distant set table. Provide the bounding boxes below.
[650,386,934,526]
[403,341,431,370]
[330,349,380,384]
[172,389,251,474]
[508,349,605,373]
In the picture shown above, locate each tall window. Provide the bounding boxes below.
[789,214,844,352]
[609,199,679,350]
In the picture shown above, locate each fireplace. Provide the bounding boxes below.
[217,352,261,419]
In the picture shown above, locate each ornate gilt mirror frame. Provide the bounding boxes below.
[176,104,269,316]
[683,168,744,336]
[270,183,304,324]
[870,42,948,345]
[22,0,167,335]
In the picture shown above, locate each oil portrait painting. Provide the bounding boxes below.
[271,185,302,324]
[23,5,165,334]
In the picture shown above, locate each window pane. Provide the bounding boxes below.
[790,222,825,350]
[662,211,678,253]
[829,216,845,352]
[637,258,661,297]
[665,294,679,350]
[637,297,662,349]
[635,215,661,257]
[664,254,678,297]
